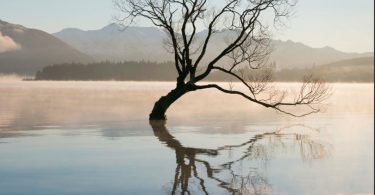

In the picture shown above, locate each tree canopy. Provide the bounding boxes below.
[113,0,331,120]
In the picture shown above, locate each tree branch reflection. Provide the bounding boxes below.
[150,121,330,194]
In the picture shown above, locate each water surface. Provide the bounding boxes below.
[0,81,373,195]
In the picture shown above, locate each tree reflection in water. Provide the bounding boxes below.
[150,121,330,195]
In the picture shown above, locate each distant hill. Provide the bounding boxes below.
[320,56,373,68]
[0,20,92,75]
[270,41,372,68]
[54,23,373,69]
[34,57,374,82]
[53,24,171,63]
[274,57,374,82]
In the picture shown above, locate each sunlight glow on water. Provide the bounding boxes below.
[0,81,373,194]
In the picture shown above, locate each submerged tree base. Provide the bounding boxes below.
[149,113,168,120]
[149,84,190,120]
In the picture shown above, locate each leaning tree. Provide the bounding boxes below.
[114,0,330,120]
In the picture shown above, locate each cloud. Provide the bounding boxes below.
[0,32,21,53]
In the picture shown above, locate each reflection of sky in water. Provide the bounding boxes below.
[0,81,373,194]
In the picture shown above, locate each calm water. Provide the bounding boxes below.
[0,81,373,195]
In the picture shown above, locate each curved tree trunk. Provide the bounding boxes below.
[149,85,188,120]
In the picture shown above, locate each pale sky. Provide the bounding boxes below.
[0,0,373,53]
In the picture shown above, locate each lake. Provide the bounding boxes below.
[0,81,373,195]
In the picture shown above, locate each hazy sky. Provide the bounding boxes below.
[0,0,373,53]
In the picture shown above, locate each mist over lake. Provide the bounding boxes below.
[0,81,373,194]
[0,0,373,194]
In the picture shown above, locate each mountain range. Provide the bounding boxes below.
[0,20,373,75]
[0,20,92,74]
[54,23,373,69]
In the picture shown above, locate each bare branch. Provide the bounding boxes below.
[194,75,331,117]
[114,0,330,119]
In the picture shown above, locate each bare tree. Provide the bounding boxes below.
[114,0,331,120]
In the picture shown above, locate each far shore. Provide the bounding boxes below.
[21,78,375,84]
[0,74,374,83]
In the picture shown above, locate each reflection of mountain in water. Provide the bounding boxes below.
[150,121,331,194]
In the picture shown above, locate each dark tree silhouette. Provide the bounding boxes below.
[114,0,330,120]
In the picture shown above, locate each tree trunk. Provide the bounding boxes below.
[149,86,187,120]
